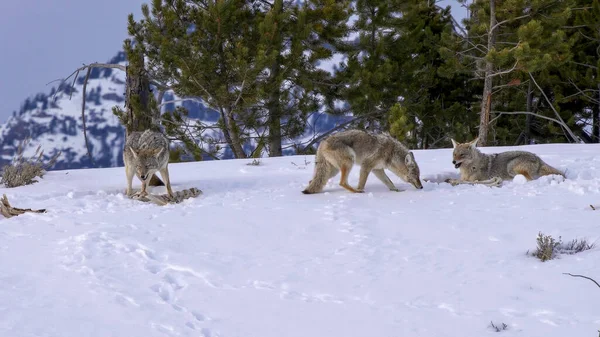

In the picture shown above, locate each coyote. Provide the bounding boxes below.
[302,130,423,194]
[123,130,174,198]
[448,137,565,185]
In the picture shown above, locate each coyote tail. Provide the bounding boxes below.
[302,149,332,194]
[540,163,566,178]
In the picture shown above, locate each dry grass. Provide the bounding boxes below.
[0,138,61,188]
[530,232,595,262]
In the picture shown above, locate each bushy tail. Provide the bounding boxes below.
[302,150,333,194]
[540,163,566,178]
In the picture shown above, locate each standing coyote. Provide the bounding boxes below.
[448,137,565,185]
[302,130,423,194]
[123,130,174,198]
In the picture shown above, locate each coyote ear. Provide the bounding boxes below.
[154,147,164,158]
[129,147,138,159]
[469,137,479,148]
[451,139,458,148]
[405,152,415,165]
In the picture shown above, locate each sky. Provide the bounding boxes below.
[0,0,467,124]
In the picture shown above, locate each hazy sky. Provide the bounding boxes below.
[0,0,466,124]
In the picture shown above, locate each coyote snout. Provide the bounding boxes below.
[302,130,423,194]
[124,130,174,198]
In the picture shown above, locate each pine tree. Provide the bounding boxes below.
[127,0,350,159]
[334,0,402,130]
[566,0,600,142]
[443,0,577,145]
[257,0,351,156]
[388,1,479,148]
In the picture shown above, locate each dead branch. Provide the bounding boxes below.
[489,110,567,127]
[300,111,383,153]
[563,273,600,289]
[130,187,203,206]
[528,72,583,143]
[158,97,205,108]
[81,67,95,166]
[49,62,130,166]
[490,14,532,33]
[0,194,46,218]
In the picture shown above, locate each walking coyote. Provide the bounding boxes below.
[302,130,423,194]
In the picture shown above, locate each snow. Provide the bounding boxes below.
[1,143,599,337]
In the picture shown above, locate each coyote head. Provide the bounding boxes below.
[450,137,479,169]
[391,151,423,189]
[129,147,165,182]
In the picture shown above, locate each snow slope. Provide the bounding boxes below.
[1,143,599,337]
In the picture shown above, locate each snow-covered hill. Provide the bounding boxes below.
[1,143,599,337]
[0,51,346,170]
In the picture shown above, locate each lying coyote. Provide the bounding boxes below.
[447,137,565,186]
[302,130,423,194]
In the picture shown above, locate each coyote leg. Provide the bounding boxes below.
[372,169,401,191]
[339,165,361,193]
[159,166,174,198]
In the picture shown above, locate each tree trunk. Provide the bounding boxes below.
[593,84,600,143]
[125,65,151,133]
[525,80,533,144]
[125,49,163,186]
[220,108,246,158]
[478,0,497,146]
[267,59,283,157]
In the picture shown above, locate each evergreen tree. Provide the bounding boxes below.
[334,0,402,130]
[443,0,577,145]
[388,1,479,148]
[127,0,350,159]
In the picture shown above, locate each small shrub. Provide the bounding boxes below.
[530,232,595,262]
[246,158,261,166]
[531,232,561,262]
[0,138,60,188]
[560,238,595,255]
[489,321,508,332]
[291,157,311,169]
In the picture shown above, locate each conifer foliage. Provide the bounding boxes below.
[108,0,600,159]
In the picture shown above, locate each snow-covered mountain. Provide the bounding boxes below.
[0,51,346,170]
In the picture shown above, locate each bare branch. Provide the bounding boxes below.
[487,62,519,79]
[489,110,566,126]
[300,111,382,153]
[81,67,96,166]
[570,61,599,70]
[490,14,532,33]
[528,72,583,143]
[50,62,128,99]
[158,98,204,108]
[69,69,80,100]
[563,273,600,289]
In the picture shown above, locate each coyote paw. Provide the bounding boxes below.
[390,188,403,192]
[131,190,149,199]
[355,189,365,193]
[445,178,460,186]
